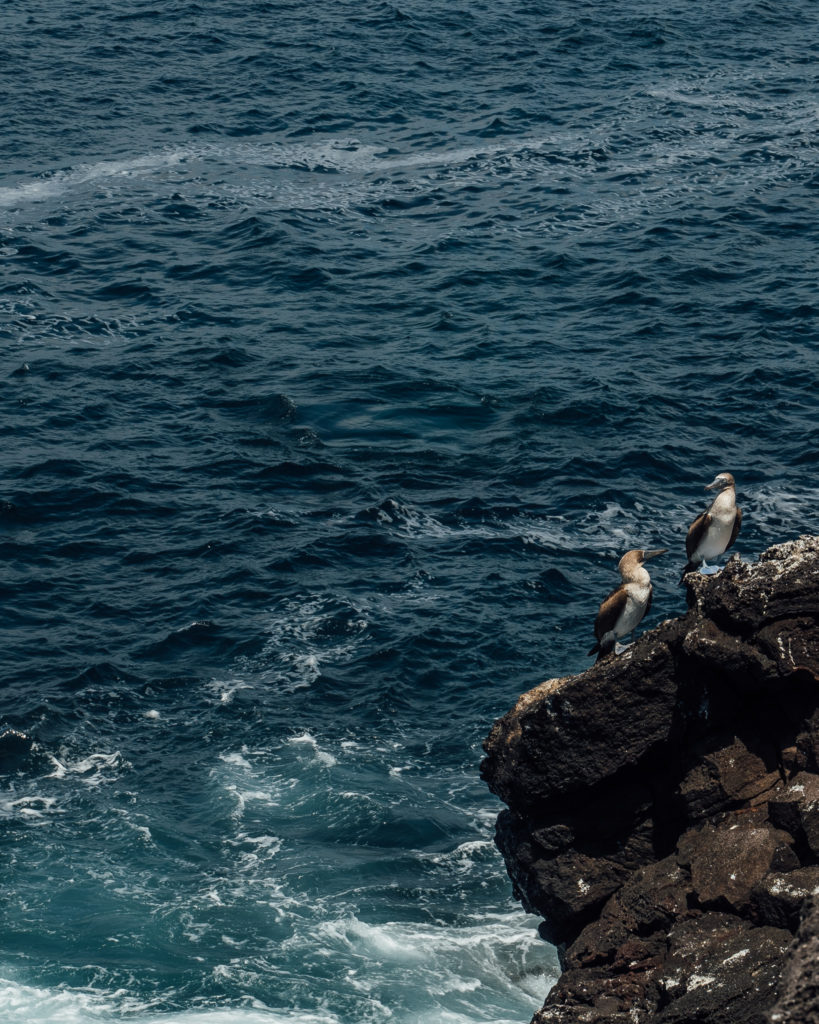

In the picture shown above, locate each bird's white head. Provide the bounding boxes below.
[705,471,735,492]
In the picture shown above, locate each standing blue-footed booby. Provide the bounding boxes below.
[680,471,741,582]
[588,548,666,663]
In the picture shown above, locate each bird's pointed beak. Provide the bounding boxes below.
[704,477,721,491]
[643,548,667,560]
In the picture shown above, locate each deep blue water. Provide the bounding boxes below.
[1,1,818,1021]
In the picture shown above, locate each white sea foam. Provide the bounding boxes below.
[0,133,564,217]
[0,150,189,210]
[45,750,127,787]
[1,725,554,1024]
[0,902,550,1023]
[220,751,253,770]
[360,497,658,562]
[305,909,555,1014]
[286,732,338,767]
[220,778,283,817]
[320,915,427,963]
[0,138,375,213]
[111,806,154,845]
[518,502,647,558]
[0,978,113,1022]
[0,131,598,220]
[206,677,254,705]
[213,748,297,825]
[0,792,60,823]
[420,838,496,873]
[0,975,341,1023]
[227,137,388,172]
[237,595,369,692]
[1,80,814,225]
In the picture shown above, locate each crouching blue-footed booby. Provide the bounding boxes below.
[680,471,741,583]
[587,548,666,663]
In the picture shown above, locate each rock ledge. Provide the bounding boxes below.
[482,536,819,1024]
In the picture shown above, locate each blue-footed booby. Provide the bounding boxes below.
[680,471,741,582]
[588,548,666,663]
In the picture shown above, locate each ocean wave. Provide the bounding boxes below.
[0,976,341,1024]
[44,750,128,787]
[308,910,554,1018]
[233,595,371,692]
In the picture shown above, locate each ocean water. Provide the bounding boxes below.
[1,1,818,1021]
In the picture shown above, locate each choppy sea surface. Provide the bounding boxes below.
[1,1,818,1021]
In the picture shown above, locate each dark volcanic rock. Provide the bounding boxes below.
[769,898,819,1023]
[768,773,819,858]
[654,915,791,1024]
[751,868,819,931]
[482,536,819,1024]
[483,623,681,810]
[677,820,798,914]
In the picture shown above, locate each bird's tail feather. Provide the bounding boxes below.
[594,637,616,663]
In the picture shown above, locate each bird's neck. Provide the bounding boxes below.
[710,486,736,514]
[621,565,650,587]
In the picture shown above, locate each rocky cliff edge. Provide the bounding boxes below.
[481,536,819,1024]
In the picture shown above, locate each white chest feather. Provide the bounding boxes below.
[696,490,736,560]
[615,580,651,637]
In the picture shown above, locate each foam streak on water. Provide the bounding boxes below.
[2,0,818,1021]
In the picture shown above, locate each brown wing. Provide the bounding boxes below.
[685,510,712,560]
[726,506,742,551]
[594,586,628,642]
[644,582,653,620]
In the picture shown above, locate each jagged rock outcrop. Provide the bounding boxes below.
[482,536,819,1024]
[769,897,819,1023]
